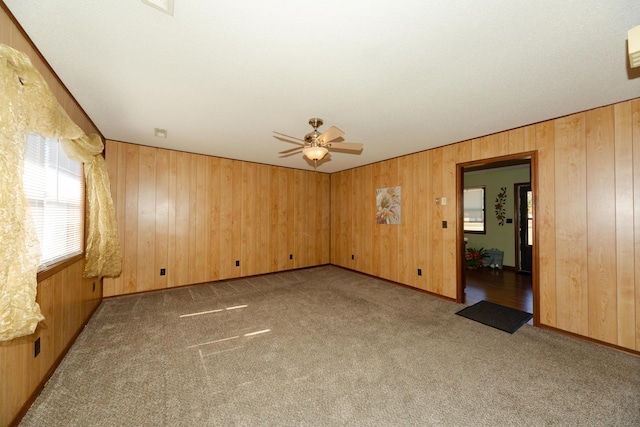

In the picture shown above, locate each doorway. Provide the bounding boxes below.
[458,153,538,324]
[515,183,533,273]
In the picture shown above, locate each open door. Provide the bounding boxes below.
[516,183,533,273]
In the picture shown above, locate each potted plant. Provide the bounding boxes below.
[465,247,488,269]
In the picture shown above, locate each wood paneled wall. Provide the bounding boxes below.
[103,141,331,296]
[2,7,103,425]
[331,100,640,352]
[0,260,102,426]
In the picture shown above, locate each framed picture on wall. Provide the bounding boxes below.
[376,186,401,224]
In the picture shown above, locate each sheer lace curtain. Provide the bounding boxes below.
[0,44,122,341]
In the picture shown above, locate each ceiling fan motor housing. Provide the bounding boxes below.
[308,118,323,129]
[305,130,321,146]
[305,118,324,146]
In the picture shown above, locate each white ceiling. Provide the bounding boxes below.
[5,1,640,172]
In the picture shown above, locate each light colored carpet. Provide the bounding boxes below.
[20,265,640,426]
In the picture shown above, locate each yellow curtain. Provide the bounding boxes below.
[0,44,122,341]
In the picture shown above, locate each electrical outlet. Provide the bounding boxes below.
[352,254,355,260]
[418,269,422,276]
[442,220,447,228]
[236,260,240,267]
[290,254,293,260]
[160,268,166,276]
[34,337,40,358]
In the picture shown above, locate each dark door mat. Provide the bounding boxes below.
[456,300,532,334]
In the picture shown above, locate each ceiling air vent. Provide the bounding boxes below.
[142,0,174,16]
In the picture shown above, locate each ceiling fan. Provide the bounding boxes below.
[273,118,363,169]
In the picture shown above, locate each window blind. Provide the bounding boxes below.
[463,186,485,232]
[23,133,84,270]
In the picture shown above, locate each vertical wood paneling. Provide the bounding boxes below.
[523,125,537,152]
[399,155,415,286]
[123,145,140,294]
[218,158,234,280]
[327,99,638,351]
[304,171,315,267]
[352,167,363,270]
[442,144,458,299]
[428,148,444,294]
[614,101,636,348]
[536,121,557,327]
[208,157,221,279]
[338,170,352,268]
[167,151,178,288]
[330,172,338,265]
[137,146,156,292]
[554,113,589,335]
[105,141,330,291]
[633,99,640,351]
[319,172,331,265]
[354,165,377,274]
[417,151,429,290]
[586,106,617,343]
[174,152,191,286]
[187,156,199,284]
[259,165,272,272]
[194,155,209,283]
[2,259,100,426]
[154,148,170,289]
[388,158,400,282]
[231,161,243,278]
[293,169,306,268]
[370,165,379,276]
[377,161,392,281]
[269,167,280,271]
[104,141,125,296]
[508,128,525,154]
[285,168,296,269]
[277,168,291,270]
[496,132,510,156]
[242,162,257,276]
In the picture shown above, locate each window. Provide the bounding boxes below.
[22,133,84,270]
[463,186,485,233]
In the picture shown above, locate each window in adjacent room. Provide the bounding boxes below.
[463,186,485,233]
[22,133,84,270]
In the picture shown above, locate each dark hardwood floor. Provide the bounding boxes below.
[463,267,533,314]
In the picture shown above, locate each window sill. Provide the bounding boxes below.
[37,253,85,283]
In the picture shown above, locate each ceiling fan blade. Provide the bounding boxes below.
[328,142,363,152]
[279,151,303,158]
[273,135,305,146]
[279,146,304,154]
[317,126,344,144]
[273,131,305,142]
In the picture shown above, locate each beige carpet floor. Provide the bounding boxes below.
[20,265,640,426]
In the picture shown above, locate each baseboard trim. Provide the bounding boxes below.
[332,264,457,303]
[10,301,103,427]
[537,324,640,358]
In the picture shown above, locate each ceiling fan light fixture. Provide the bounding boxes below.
[302,146,328,160]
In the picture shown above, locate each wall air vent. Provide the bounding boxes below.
[142,0,174,16]
[629,25,640,68]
